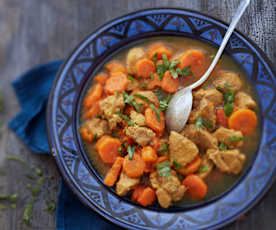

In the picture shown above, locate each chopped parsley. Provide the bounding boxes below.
[117,110,130,121]
[216,86,224,93]
[159,94,171,111]
[133,94,151,104]
[150,104,161,122]
[118,140,127,154]
[158,143,168,153]
[153,53,158,67]
[173,159,184,169]
[195,116,213,131]
[127,74,135,82]
[122,91,141,112]
[150,73,155,80]
[126,121,135,126]
[175,66,193,77]
[230,136,248,142]
[156,161,171,178]
[219,142,228,151]
[198,165,209,173]
[127,145,136,160]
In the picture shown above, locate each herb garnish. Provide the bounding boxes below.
[127,145,136,160]
[127,74,135,82]
[122,91,141,112]
[118,140,127,154]
[156,161,171,178]
[159,94,171,111]
[153,53,158,67]
[230,136,248,142]
[198,165,209,173]
[126,121,135,126]
[150,73,155,80]
[173,159,184,169]
[117,110,130,121]
[150,104,161,122]
[158,144,168,153]
[195,116,213,131]
[133,94,151,104]
[219,142,228,151]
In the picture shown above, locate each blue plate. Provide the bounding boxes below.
[47,8,276,230]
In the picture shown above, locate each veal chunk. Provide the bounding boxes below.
[193,88,223,107]
[169,131,199,167]
[150,170,186,208]
[125,126,155,146]
[99,94,125,130]
[130,110,145,126]
[213,71,242,92]
[132,90,159,111]
[189,98,216,130]
[213,127,244,149]
[207,149,246,175]
[235,92,256,109]
[181,124,218,153]
[82,118,110,139]
[116,172,140,196]
[197,155,214,179]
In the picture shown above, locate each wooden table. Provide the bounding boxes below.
[0,0,275,229]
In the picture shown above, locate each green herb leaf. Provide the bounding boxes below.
[210,54,215,59]
[155,88,165,101]
[127,145,136,160]
[156,64,167,80]
[23,199,35,226]
[133,94,151,104]
[160,94,171,111]
[216,86,224,93]
[181,66,193,76]
[27,184,41,197]
[162,54,169,69]
[230,136,248,142]
[224,102,234,116]
[177,172,183,180]
[169,60,180,69]
[153,53,158,67]
[127,74,135,82]
[158,144,168,153]
[219,142,228,151]
[6,156,26,164]
[117,110,130,121]
[45,200,56,212]
[123,91,141,112]
[170,68,178,79]
[173,159,184,169]
[195,116,213,130]
[96,114,102,119]
[126,121,135,126]
[156,161,171,178]
[150,73,155,80]
[198,165,209,173]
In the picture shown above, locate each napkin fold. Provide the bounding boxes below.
[8,61,121,230]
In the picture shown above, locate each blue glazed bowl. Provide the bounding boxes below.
[47,8,276,230]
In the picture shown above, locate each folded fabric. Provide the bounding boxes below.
[9,61,121,230]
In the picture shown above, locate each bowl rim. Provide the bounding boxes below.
[47,7,276,230]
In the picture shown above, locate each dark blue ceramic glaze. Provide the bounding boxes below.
[47,8,276,230]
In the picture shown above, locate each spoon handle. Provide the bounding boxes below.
[189,0,250,90]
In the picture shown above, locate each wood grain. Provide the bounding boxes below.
[0,0,275,229]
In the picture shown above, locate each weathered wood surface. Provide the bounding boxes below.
[0,0,275,229]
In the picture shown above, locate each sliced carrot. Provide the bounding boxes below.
[137,187,156,207]
[80,126,93,142]
[94,135,110,150]
[161,71,179,93]
[151,137,160,152]
[179,156,201,176]
[123,153,145,178]
[178,49,206,77]
[94,73,109,85]
[147,73,162,90]
[83,83,103,109]
[145,107,165,136]
[105,61,126,73]
[104,72,129,94]
[156,156,169,164]
[148,43,172,60]
[134,58,155,78]
[216,108,228,128]
[144,161,154,173]
[228,109,257,135]
[104,157,124,186]
[96,136,121,164]
[183,175,207,199]
[141,146,158,163]
[131,184,147,202]
[84,101,101,119]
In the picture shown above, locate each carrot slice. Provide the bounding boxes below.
[216,108,228,128]
[141,146,158,163]
[123,153,145,178]
[179,156,201,176]
[104,157,124,186]
[96,136,121,164]
[94,73,109,85]
[131,184,147,202]
[183,175,207,199]
[135,58,155,78]
[104,72,129,94]
[228,109,257,135]
[148,43,172,60]
[178,49,206,77]
[147,73,162,90]
[80,126,93,142]
[156,156,168,164]
[151,137,160,152]
[145,107,165,136]
[105,61,126,73]
[84,101,101,119]
[137,187,156,207]
[83,83,103,109]
[94,135,110,150]
[144,161,154,173]
[161,71,179,93]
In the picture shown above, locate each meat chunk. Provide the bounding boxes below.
[207,149,246,175]
[235,92,256,109]
[82,118,110,139]
[193,88,223,107]
[126,79,140,91]
[125,126,155,146]
[126,48,146,74]
[130,110,145,126]
[197,155,214,179]
[189,98,216,130]
[181,124,218,153]
[213,71,242,92]
[132,91,159,111]
[116,172,140,196]
[213,127,244,149]
[169,131,198,167]
[99,94,125,130]
[150,170,186,208]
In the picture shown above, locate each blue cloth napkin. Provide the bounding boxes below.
[8,61,121,230]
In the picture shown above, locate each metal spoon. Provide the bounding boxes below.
[166,0,250,132]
